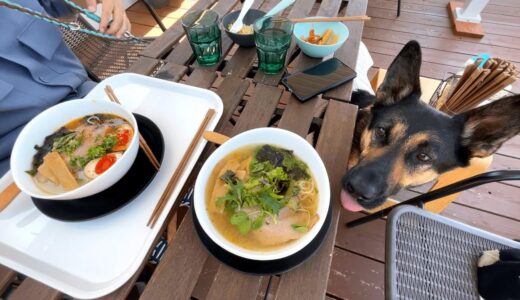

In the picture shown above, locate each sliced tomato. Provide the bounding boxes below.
[95,154,117,174]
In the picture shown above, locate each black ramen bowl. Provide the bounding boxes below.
[222,9,266,47]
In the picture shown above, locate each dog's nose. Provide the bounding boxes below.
[346,183,355,194]
[347,172,384,200]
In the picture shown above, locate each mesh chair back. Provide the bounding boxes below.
[386,205,520,300]
[60,17,152,81]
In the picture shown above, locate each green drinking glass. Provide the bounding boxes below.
[181,10,222,66]
[254,16,293,74]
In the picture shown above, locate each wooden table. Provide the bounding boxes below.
[0,0,367,298]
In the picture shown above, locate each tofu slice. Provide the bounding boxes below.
[41,152,79,191]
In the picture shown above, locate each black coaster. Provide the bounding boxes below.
[32,114,164,221]
[192,205,332,275]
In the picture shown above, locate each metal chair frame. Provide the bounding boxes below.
[61,15,154,81]
[386,205,520,299]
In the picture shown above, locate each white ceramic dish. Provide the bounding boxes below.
[10,99,139,200]
[0,73,223,299]
[194,127,330,261]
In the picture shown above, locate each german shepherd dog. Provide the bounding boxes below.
[341,40,520,212]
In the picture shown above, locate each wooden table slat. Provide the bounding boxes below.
[315,0,344,19]
[0,265,15,296]
[253,0,316,86]
[231,84,283,135]
[154,63,189,82]
[327,248,385,299]
[278,96,322,138]
[221,47,257,78]
[263,275,280,300]
[140,212,209,300]
[323,0,369,101]
[275,100,358,300]
[9,278,61,300]
[127,56,161,75]
[140,0,217,59]
[277,0,344,138]
[190,256,221,300]
[214,76,252,130]
[205,265,263,299]
[165,0,240,66]
[185,69,218,89]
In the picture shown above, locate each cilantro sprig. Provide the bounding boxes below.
[216,145,311,235]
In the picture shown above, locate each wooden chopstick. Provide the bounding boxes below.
[147,108,216,228]
[290,16,371,23]
[0,182,20,212]
[104,86,161,171]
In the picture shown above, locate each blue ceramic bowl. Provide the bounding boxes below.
[293,19,349,58]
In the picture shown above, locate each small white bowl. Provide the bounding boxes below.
[10,99,139,200]
[194,128,330,261]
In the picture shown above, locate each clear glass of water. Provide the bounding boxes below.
[181,10,222,66]
[254,16,293,74]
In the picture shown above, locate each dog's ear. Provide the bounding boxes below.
[351,90,376,109]
[456,95,520,158]
[376,40,422,106]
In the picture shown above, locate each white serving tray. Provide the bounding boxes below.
[0,73,223,299]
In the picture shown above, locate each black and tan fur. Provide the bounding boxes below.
[342,40,520,210]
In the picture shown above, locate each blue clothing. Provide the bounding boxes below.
[0,0,96,176]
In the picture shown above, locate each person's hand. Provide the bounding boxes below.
[86,0,131,38]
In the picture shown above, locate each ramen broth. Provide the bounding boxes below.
[206,145,319,251]
[29,114,133,194]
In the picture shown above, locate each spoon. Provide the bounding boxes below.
[264,0,295,18]
[230,0,255,33]
[258,0,295,31]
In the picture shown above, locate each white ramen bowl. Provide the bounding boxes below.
[194,128,330,261]
[11,99,139,200]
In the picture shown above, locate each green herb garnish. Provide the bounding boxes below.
[65,134,118,168]
[230,211,252,235]
[53,133,82,155]
[86,134,118,161]
[216,145,314,234]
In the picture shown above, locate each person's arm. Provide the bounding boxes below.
[85,0,131,37]
[39,0,131,38]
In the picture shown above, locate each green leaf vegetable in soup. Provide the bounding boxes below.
[206,145,319,251]
[28,114,133,194]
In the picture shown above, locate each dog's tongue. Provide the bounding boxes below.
[341,190,364,212]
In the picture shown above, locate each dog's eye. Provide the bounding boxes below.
[375,127,386,139]
[416,153,431,162]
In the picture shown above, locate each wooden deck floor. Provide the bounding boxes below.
[127,1,520,299]
[127,0,195,37]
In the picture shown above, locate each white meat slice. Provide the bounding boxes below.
[250,207,318,246]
